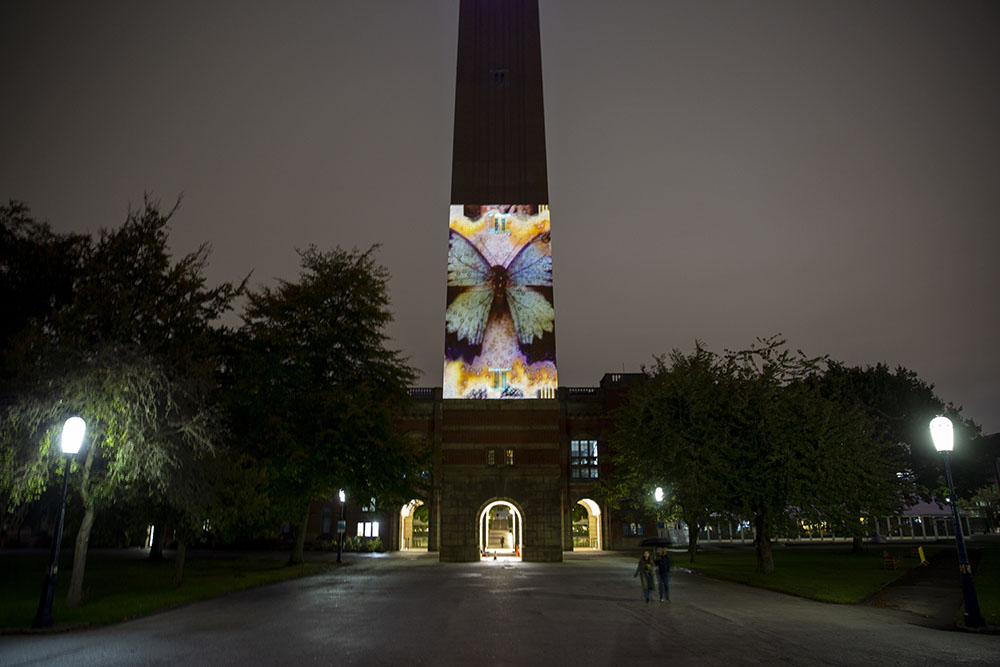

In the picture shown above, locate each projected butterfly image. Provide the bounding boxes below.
[443,204,558,399]
[446,229,553,345]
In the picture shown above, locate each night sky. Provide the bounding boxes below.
[2,1,998,434]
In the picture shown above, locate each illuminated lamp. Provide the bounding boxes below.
[930,416,984,628]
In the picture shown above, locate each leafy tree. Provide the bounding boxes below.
[1,203,88,530]
[1,197,238,606]
[608,337,905,574]
[722,337,899,573]
[8,345,223,604]
[0,201,87,382]
[227,245,423,564]
[819,362,983,498]
[605,343,733,562]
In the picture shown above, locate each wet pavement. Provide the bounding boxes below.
[865,547,982,630]
[1,551,997,666]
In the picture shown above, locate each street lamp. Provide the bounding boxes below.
[336,489,346,564]
[930,416,985,629]
[653,487,665,538]
[33,417,85,628]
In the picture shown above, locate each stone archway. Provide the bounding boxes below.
[477,499,524,558]
[573,498,602,550]
[399,499,428,551]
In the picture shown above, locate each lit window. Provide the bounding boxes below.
[570,440,599,479]
[505,448,515,466]
[487,448,496,466]
[623,522,644,537]
[356,521,380,538]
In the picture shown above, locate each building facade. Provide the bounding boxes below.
[310,374,647,561]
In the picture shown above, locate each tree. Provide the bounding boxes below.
[605,343,733,562]
[819,362,983,498]
[0,201,87,383]
[607,337,905,574]
[1,202,88,530]
[8,344,223,604]
[227,245,423,564]
[1,197,239,606]
[722,337,900,573]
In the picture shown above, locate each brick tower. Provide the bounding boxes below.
[444,0,557,400]
[432,0,564,562]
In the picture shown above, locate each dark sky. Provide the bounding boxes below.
[3,1,998,434]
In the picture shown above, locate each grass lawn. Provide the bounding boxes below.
[681,545,930,604]
[0,552,331,630]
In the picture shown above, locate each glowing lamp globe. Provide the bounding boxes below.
[60,417,86,455]
[654,487,664,503]
[338,489,346,503]
[930,416,954,453]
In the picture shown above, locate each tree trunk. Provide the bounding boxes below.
[67,443,97,608]
[851,535,864,554]
[173,539,187,587]
[66,504,95,608]
[148,522,165,561]
[753,513,774,574]
[288,504,310,565]
[687,521,701,563]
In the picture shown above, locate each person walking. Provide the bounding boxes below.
[634,550,655,603]
[655,547,671,602]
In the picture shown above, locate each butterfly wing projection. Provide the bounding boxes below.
[446,230,494,345]
[505,232,552,287]
[505,232,554,344]
[507,285,555,344]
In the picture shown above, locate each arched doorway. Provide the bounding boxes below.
[573,498,602,550]
[399,499,428,551]
[477,500,524,558]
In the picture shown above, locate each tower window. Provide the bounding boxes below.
[489,68,509,88]
[487,448,496,466]
[505,448,515,466]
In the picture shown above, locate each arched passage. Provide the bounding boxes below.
[573,498,602,550]
[399,499,428,551]
[477,499,524,558]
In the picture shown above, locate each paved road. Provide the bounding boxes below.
[1,551,997,666]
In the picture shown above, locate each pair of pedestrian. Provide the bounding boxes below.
[634,548,671,603]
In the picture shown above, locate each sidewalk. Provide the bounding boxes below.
[865,547,982,631]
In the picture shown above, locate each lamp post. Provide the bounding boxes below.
[33,417,85,628]
[336,489,346,564]
[654,487,664,537]
[930,416,985,629]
